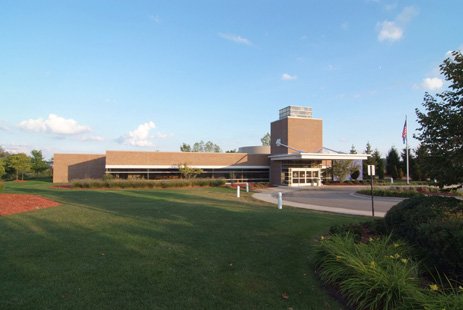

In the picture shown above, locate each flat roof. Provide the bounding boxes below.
[269,152,369,161]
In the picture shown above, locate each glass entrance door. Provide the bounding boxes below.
[289,168,321,186]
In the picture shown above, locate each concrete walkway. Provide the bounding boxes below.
[252,186,404,218]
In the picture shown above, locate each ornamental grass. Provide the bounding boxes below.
[315,234,425,310]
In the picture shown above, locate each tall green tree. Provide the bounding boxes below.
[372,149,385,180]
[30,150,48,176]
[261,132,271,146]
[414,145,429,181]
[6,153,32,180]
[180,143,191,152]
[415,50,463,187]
[181,141,222,152]
[349,145,357,154]
[386,147,401,179]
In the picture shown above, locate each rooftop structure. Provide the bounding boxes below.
[279,106,312,120]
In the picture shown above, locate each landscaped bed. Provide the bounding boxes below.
[0,193,60,216]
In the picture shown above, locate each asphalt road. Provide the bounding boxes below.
[279,186,404,214]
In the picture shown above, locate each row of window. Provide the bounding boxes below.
[105,168,270,183]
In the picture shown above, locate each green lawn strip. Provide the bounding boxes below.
[1,180,359,309]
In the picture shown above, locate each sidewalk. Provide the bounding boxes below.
[252,187,386,218]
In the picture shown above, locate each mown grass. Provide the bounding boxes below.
[0,180,360,309]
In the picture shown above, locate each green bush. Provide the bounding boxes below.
[0,181,4,192]
[316,234,424,309]
[71,178,226,189]
[357,188,424,198]
[329,219,387,241]
[385,196,463,280]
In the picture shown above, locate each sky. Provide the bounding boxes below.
[1,0,462,159]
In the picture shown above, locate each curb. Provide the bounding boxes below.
[252,192,385,218]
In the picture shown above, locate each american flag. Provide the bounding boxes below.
[402,119,407,144]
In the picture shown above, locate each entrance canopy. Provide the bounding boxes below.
[268,148,369,186]
[268,149,369,162]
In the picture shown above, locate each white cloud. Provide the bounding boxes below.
[149,14,161,24]
[80,135,104,142]
[377,21,403,42]
[0,122,9,131]
[19,114,90,135]
[422,77,443,91]
[155,132,169,139]
[218,33,252,46]
[118,121,156,147]
[396,6,418,24]
[377,6,418,42]
[281,73,297,81]
[1,144,31,154]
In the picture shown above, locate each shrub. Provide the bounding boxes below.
[0,181,4,191]
[329,219,387,242]
[351,170,360,180]
[71,178,226,189]
[102,174,115,181]
[385,196,463,280]
[357,188,424,198]
[315,234,424,309]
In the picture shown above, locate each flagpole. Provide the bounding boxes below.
[406,115,409,184]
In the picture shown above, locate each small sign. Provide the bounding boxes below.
[368,165,375,176]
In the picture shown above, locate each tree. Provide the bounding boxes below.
[180,143,191,152]
[332,160,357,181]
[386,147,401,179]
[372,149,385,179]
[414,145,429,181]
[177,163,203,179]
[261,132,271,146]
[0,146,9,158]
[181,141,222,152]
[6,153,31,180]
[30,150,48,176]
[362,142,374,179]
[349,145,357,154]
[400,148,418,181]
[0,159,5,179]
[225,149,237,153]
[415,50,463,187]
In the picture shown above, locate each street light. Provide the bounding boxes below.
[275,138,304,153]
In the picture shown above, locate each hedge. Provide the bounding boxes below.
[71,178,226,189]
[385,196,463,281]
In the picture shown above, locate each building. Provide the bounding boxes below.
[53,106,368,186]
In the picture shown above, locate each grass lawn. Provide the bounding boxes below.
[0,180,360,309]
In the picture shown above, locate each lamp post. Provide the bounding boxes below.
[368,165,375,217]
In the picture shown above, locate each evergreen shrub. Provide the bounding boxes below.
[385,196,463,280]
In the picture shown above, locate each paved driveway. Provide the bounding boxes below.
[283,186,403,214]
[253,186,404,217]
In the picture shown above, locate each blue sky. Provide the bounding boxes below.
[1,0,462,159]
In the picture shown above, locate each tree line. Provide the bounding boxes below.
[0,148,50,180]
[346,143,428,182]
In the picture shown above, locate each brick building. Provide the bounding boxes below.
[53,106,368,186]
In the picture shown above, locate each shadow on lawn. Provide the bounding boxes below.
[0,183,353,309]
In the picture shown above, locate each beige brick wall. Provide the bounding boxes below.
[53,154,106,183]
[270,117,323,154]
[106,151,269,167]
